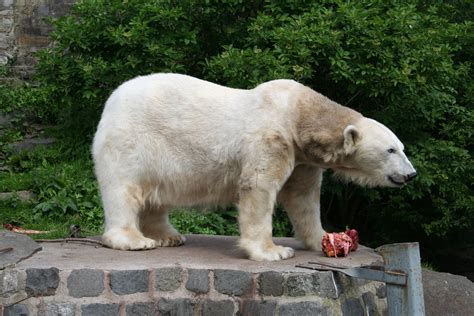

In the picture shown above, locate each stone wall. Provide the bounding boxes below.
[1,266,387,315]
[0,234,389,315]
[0,0,75,78]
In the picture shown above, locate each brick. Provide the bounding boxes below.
[214,269,252,296]
[158,298,194,316]
[126,302,155,316]
[240,300,276,316]
[259,271,283,296]
[109,270,149,295]
[4,304,29,316]
[341,298,364,316]
[155,267,182,291]
[81,303,120,316]
[25,268,59,296]
[67,269,104,298]
[278,301,328,316]
[185,269,209,294]
[201,300,235,316]
[285,273,318,297]
[38,303,75,316]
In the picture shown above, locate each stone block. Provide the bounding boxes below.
[37,4,49,16]
[1,269,21,297]
[38,303,75,316]
[185,269,209,294]
[0,9,13,16]
[10,137,56,153]
[201,300,235,316]
[155,267,182,291]
[0,17,12,32]
[0,231,42,269]
[4,304,29,316]
[278,301,328,316]
[362,292,377,316]
[285,272,318,297]
[158,298,194,316]
[214,269,252,296]
[258,271,283,296]
[376,284,386,298]
[341,298,364,316]
[240,300,276,316]
[25,268,59,296]
[0,0,13,9]
[81,303,120,316]
[319,271,342,299]
[109,270,149,295]
[126,302,155,316]
[67,269,104,298]
[0,34,10,49]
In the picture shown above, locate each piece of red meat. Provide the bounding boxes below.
[345,228,359,251]
[321,232,353,257]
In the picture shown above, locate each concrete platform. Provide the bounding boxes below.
[17,234,383,271]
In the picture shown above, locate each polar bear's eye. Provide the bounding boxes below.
[387,148,396,154]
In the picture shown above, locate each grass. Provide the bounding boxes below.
[0,137,242,239]
[0,199,102,240]
[421,261,438,271]
[0,118,105,238]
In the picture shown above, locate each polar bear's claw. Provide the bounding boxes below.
[249,245,295,261]
[154,234,186,247]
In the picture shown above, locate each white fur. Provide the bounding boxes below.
[93,73,416,260]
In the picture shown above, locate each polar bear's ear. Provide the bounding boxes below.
[343,125,360,155]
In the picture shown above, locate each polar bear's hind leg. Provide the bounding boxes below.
[101,183,157,250]
[140,205,185,247]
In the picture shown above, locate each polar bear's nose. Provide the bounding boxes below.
[405,172,417,182]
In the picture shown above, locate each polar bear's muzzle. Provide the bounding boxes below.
[388,172,417,186]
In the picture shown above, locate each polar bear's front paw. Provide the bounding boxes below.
[102,228,157,250]
[248,245,295,261]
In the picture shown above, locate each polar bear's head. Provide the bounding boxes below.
[334,118,417,188]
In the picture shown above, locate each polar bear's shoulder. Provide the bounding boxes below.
[254,79,305,91]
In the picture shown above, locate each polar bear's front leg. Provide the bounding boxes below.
[238,131,295,261]
[238,188,295,261]
[278,165,327,251]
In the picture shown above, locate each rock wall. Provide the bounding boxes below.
[0,0,75,78]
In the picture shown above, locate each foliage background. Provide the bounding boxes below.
[1,0,472,273]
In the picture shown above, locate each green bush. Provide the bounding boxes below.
[2,1,472,260]
[32,0,260,138]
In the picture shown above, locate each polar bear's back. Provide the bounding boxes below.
[100,74,261,140]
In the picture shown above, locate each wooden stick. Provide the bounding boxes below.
[35,238,103,246]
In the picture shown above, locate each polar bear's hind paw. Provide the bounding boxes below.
[154,234,186,247]
[102,228,157,250]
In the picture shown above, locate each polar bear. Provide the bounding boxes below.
[92,73,416,261]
